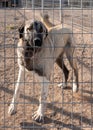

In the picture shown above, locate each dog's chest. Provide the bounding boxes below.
[17,39,33,68]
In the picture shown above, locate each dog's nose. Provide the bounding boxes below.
[33,38,42,47]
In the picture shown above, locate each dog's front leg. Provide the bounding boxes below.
[8,68,25,115]
[32,76,49,123]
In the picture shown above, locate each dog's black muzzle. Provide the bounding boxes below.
[33,37,42,47]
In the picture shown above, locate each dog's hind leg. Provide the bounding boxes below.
[56,55,69,88]
[8,68,25,115]
[66,45,79,92]
[32,76,49,123]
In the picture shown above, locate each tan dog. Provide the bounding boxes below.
[8,14,79,123]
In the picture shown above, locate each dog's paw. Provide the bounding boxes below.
[8,103,17,115]
[58,82,67,89]
[32,110,44,123]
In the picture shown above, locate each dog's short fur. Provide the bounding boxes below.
[8,14,79,123]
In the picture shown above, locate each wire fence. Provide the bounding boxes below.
[0,0,93,130]
[0,0,93,8]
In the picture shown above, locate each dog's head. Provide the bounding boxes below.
[18,20,48,48]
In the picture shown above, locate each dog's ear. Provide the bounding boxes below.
[45,27,48,38]
[42,23,48,39]
[18,23,24,38]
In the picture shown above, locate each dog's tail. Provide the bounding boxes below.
[40,14,54,30]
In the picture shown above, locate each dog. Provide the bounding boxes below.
[8,15,79,123]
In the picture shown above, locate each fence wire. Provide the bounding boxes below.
[0,0,93,130]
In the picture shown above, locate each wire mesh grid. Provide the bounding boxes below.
[0,0,93,130]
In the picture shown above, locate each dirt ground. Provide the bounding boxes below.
[0,8,93,130]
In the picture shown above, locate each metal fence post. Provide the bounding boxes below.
[32,0,34,9]
[81,0,83,8]
[41,0,44,14]
[60,0,62,22]
[68,0,69,6]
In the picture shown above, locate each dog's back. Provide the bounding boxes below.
[40,14,73,49]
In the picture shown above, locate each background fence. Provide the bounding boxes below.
[0,0,93,8]
[0,0,93,130]
[14,0,93,8]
